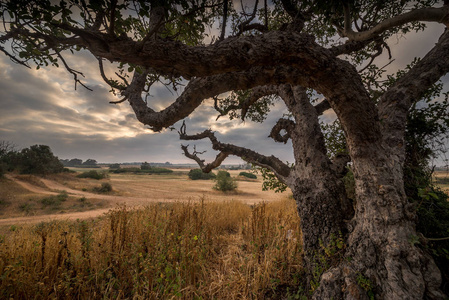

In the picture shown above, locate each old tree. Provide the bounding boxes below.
[2,0,449,298]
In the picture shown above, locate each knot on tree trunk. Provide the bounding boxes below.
[269,118,295,143]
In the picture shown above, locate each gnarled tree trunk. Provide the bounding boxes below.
[313,141,445,299]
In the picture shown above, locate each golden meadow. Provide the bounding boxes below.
[0,198,303,299]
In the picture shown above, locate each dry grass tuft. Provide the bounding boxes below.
[0,198,302,299]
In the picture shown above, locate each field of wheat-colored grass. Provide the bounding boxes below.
[0,198,305,299]
[0,168,290,221]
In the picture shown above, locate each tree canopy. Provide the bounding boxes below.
[2,0,449,299]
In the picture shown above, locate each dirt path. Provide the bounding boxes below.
[1,175,180,226]
[0,208,112,226]
[5,174,58,195]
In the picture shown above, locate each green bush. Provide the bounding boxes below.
[109,163,121,169]
[188,169,216,180]
[213,171,237,192]
[141,162,151,170]
[77,170,107,180]
[40,191,68,207]
[93,182,113,193]
[239,172,257,179]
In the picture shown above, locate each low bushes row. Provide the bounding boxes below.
[76,170,107,180]
[112,167,173,174]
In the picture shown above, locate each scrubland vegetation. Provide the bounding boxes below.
[0,199,304,299]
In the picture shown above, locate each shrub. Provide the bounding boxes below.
[188,169,216,180]
[109,163,120,169]
[112,167,141,173]
[77,170,107,180]
[40,191,68,207]
[18,203,33,213]
[141,161,151,170]
[93,182,112,193]
[213,171,237,192]
[239,172,257,179]
[112,167,173,174]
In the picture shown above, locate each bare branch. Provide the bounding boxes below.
[264,0,268,28]
[179,123,291,178]
[269,118,295,144]
[341,6,449,41]
[329,40,372,56]
[56,52,92,91]
[0,45,30,68]
[109,0,117,35]
[219,0,229,41]
[181,144,229,173]
[237,0,263,36]
[109,97,128,104]
[97,57,127,90]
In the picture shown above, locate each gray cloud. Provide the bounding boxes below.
[0,23,448,166]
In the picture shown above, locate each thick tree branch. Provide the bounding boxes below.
[181,144,229,173]
[341,6,449,41]
[314,99,331,115]
[126,66,311,131]
[179,123,291,179]
[379,30,449,158]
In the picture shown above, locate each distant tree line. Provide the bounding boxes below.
[60,158,98,167]
[0,142,64,175]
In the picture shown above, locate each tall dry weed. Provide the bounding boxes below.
[0,198,302,299]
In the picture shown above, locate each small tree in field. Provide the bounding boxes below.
[213,171,237,192]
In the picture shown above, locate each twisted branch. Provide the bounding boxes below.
[340,6,449,41]
[179,122,291,179]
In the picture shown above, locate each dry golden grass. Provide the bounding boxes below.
[0,198,303,299]
[433,170,449,194]
[109,170,287,204]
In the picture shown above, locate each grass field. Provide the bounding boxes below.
[434,170,449,193]
[1,168,446,298]
[0,170,303,299]
[0,168,290,223]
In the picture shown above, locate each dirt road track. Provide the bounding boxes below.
[0,208,112,226]
[1,175,178,226]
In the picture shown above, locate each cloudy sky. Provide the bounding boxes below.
[0,22,448,165]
